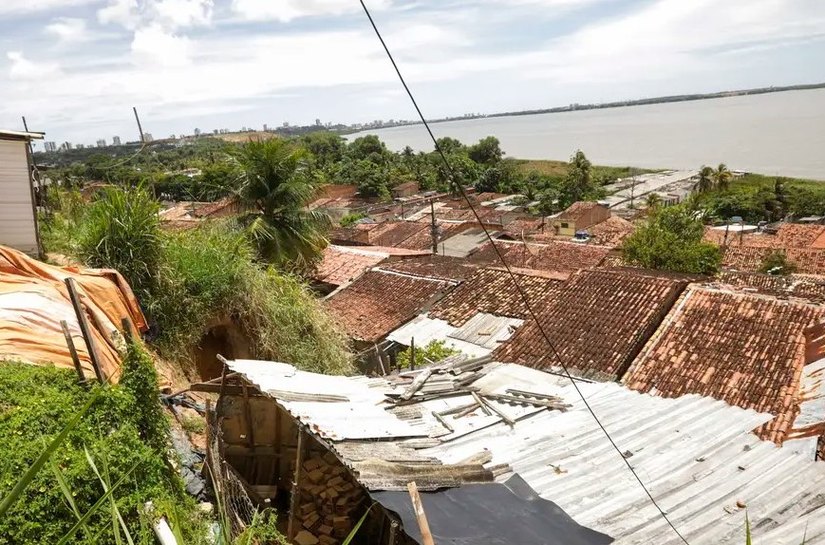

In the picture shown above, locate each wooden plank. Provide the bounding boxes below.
[64,277,104,383]
[287,428,306,540]
[479,396,515,427]
[407,481,435,545]
[59,319,86,385]
[399,368,433,401]
[431,411,454,433]
[216,354,229,415]
[189,383,267,396]
[472,392,491,416]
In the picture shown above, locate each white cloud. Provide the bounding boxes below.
[0,0,99,16]
[45,18,90,43]
[97,0,141,29]
[153,0,213,29]
[6,51,62,80]
[131,23,193,66]
[230,0,391,22]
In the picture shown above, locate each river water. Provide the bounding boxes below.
[349,89,825,180]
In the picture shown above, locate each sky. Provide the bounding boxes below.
[1,0,825,148]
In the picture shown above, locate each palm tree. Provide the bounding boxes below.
[694,165,715,193]
[712,163,732,191]
[231,138,331,268]
[644,192,662,211]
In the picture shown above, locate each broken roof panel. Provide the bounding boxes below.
[429,267,565,326]
[715,271,825,303]
[225,359,825,544]
[449,312,524,350]
[385,314,496,358]
[722,246,825,275]
[324,269,455,343]
[624,286,825,443]
[494,268,687,381]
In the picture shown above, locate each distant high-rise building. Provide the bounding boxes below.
[142,133,153,142]
[96,139,106,148]
[76,144,85,149]
[283,121,289,128]
[194,128,201,136]
[112,136,122,146]
[263,124,268,131]
[60,142,73,151]
[213,129,219,135]
[44,141,57,152]
[315,118,321,126]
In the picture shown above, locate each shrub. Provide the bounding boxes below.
[77,186,162,297]
[759,250,798,275]
[397,340,458,369]
[0,361,209,545]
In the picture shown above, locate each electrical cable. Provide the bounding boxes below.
[356,2,691,543]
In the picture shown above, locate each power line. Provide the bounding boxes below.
[355,2,691,544]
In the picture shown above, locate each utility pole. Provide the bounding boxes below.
[629,168,637,210]
[133,106,145,144]
[430,200,438,254]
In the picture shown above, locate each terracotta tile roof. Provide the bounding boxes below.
[435,207,502,223]
[367,221,430,247]
[493,268,687,380]
[722,246,825,275]
[324,270,454,343]
[311,245,389,287]
[587,215,635,247]
[704,224,825,248]
[393,181,419,192]
[192,196,239,218]
[624,287,825,443]
[429,267,566,327]
[554,201,606,223]
[474,192,510,202]
[379,255,477,283]
[315,184,359,200]
[468,239,611,273]
[395,222,474,251]
[715,271,825,303]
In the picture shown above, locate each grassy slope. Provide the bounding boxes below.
[514,159,660,181]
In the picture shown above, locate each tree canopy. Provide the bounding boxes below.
[622,204,722,275]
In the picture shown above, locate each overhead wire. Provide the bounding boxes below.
[355,2,691,543]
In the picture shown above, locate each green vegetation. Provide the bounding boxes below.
[231,138,331,268]
[339,212,368,227]
[0,350,209,544]
[42,187,352,376]
[78,186,162,299]
[691,173,824,223]
[759,250,798,275]
[397,340,459,369]
[622,205,722,275]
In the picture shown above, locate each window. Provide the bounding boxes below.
[560,222,569,228]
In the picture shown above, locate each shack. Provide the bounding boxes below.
[0,129,44,255]
[202,356,825,545]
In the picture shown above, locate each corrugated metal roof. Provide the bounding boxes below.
[386,314,492,358]
[0,129,44,140]
[785,357,825,458]
[449,312,523,350]
[225,359,825,544]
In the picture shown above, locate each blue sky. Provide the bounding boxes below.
[1,0,824,147]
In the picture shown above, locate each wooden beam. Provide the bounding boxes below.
[287,428,306,540]
[190,383,266,396]
[64,277,104,383]
[387,520,399,545]
[400,368,433,401]
[60,319,86,385]
[216,353,229,414]
[407,481,434,545]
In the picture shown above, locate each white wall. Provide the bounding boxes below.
[0,139,38,254]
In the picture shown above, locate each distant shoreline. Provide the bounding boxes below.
[342,82,825,134]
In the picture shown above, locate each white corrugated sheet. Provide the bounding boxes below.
[385,314,490,357]
[449,312,523,350]
[227,359,825,545]
[785,357,825,459]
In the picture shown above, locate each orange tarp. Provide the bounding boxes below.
[0,246,148,382]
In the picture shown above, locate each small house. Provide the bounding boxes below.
[0,129,44,255]
[550,201,611,237]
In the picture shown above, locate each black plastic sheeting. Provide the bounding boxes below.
[371,474,613,545]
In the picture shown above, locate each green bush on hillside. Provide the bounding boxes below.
[0,356,209,545]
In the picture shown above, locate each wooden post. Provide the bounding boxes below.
[64,278,105,383]
[216,354,229,415]
[410,337,416,371]
[133,106,145,144]
[407,481,435,545]
[430,201,438,254]
[387,520,399,545]
[241,382,256,483]
[287,428,306,540]
[60,320,86,385]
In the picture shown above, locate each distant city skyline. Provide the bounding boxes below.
[2,0,825,146]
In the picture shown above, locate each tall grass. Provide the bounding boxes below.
[78,186,162,297]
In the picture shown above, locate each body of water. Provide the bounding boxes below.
[349,89,825,180]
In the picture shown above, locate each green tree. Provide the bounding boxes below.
[347,135,388,164]
[712,163,733,191]
[559,150,597,208]
[468,136,503,166]
[302,132,346,170]
[231,139,331,267]
[644,192,663,211]
[435,136,464,155]
[694,165,715,193]
[622,204,722,274]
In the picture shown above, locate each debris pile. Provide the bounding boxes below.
[293,451,367,545]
